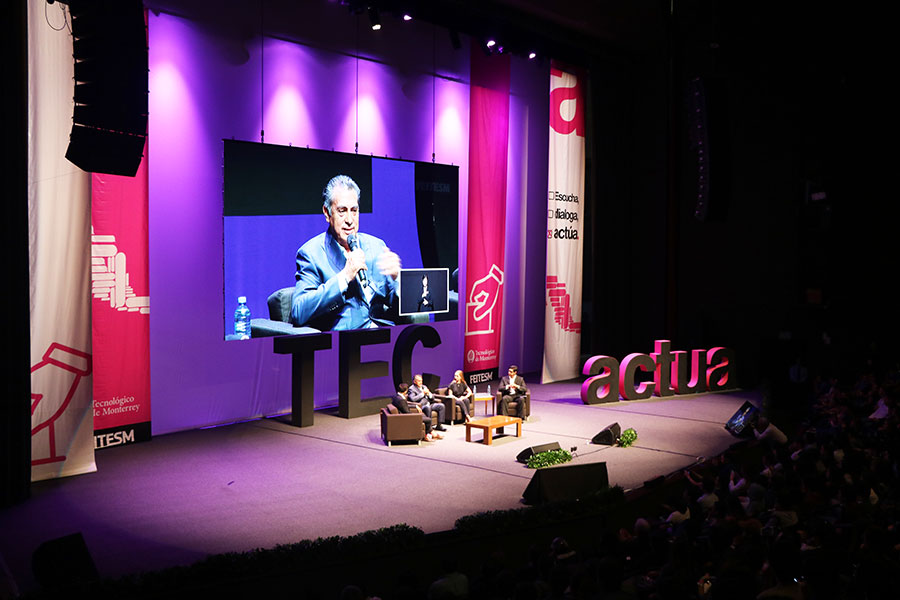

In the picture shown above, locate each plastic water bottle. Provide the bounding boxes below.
[488,384,491,396]
[234,296,251,339]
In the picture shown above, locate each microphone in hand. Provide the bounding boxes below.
[347,234,368,286]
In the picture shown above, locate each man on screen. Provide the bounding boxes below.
[417,274,433,313]
[291,174,401,331]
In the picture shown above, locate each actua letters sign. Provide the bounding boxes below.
[581,340,735,404]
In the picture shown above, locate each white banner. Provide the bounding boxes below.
[28,0,96,481]
[542,65,585,383]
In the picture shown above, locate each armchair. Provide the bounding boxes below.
[252,287,427,338]
[381,404,426,446]
[434,386,468,425]
[494,389,531,419]
[249,287,320,338]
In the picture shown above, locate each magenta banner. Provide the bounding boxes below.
[91,144,152,448]
[464,48,510,385]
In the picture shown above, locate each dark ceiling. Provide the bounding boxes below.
[143,0,669,67]
[142,0,875,80]
[340,0,668,63]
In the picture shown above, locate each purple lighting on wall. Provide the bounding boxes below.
[263,39,317,148]
[148,27,210,173]
[338,60,393,156]
[434,81,467,161]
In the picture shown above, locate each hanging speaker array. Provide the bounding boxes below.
[64,0,148,176]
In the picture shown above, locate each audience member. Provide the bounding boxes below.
[753,416,788,446]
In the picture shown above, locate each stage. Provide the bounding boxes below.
[0,383,758,594]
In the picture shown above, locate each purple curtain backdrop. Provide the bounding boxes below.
[501,59,551,372]
[147,9,549,433]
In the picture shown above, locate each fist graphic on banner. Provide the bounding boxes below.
[466,264,504,336]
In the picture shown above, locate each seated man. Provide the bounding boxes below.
[408,374,446,430]
[392,382,441,441]
[498,365,528,419]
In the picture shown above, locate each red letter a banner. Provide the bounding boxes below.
[464,45,510,384]
[542,63,585,383]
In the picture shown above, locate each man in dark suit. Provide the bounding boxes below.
[498,365,528,418]
[408,374,446,430]
[392,382,441,441]
[291,174,401,331]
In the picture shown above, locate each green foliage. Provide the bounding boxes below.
[526,448,573,469]
[617,427,638,447]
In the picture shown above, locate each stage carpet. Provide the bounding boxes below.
[0,383,758,594]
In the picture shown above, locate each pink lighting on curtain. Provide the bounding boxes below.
[263,40,317,148]
[148,16,219,193]
[357,93,389,154]
[339,60,392,156]
[267,85,314,146]
[433,79,468,163]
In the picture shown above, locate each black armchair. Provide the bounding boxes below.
[251,286,428,338]
[250,287,320,337]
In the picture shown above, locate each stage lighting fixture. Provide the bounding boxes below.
[369,8,381,30]
[486,39,496,49]
[403,13,412,21]
[528,52,537,59]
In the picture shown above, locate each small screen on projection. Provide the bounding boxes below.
[223,140,459,339]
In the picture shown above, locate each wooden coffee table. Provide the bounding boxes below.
[465,415,522,445]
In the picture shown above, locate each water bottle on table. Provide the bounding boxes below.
[234,296,251,340]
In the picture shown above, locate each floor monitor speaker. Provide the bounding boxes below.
[515,441,561,464]
[591,422,621,445]
[522,462,609,505]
